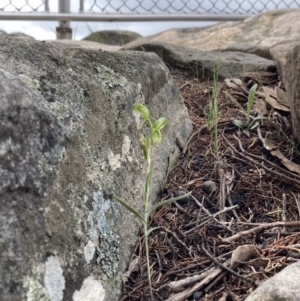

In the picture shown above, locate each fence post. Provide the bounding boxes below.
[56,0,72,40]
[45,0,49,12]
[79,0,84,13]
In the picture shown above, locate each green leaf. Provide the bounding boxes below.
[249,115,266,130]
[247,84,258,115]
[147,227,160,236]
[151,130,161,143]
[146,193,191,214]
[250,121,260,130]
[144,168,153,202]
[152,117,167,132]
[232,119,244,129]
[112,195,146,224]
[251,115,266,122]
[133,103,150,121]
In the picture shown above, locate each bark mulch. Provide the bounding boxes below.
[120,65,300,301]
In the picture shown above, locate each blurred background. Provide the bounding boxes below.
[0,0,299,40]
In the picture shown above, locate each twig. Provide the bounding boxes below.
[161,226,190,253]
[163,266,217,292]
[200,244,256,286]
[183,125,207,154]
[243,147,300,181]
[179,82,191,90]
[120,283,144,301]
[225,169,240,221]
[219,169,227,222]
[291,193,300,219]
[282,193,287,232]
[203,271,226,293]
[222,221,300,243]
[233,133,300,181]
[223,134,300,186]
[183,205,238,236]
[155,249,162,272]
[190,194,232,232]
[183,120,233,154]
[164,260,230,301]
[162,250,234,280]
[174,201,188,214]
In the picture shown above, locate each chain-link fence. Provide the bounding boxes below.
[0,0,48,12]
[84,0,300,15]
[0,0,299,18]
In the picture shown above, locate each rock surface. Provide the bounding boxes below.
[123,8,300,58]
[121,9,299,81]
[82,30,142,46]
[0,34,192,301]
[285,43,300,143]
[245,261,300,301]
[46,39,120,51]
[122,41,276,80]
[270,40,300,142]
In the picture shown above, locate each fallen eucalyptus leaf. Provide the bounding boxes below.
[275,86,290,108]
[258,134,300,175]
[263,86,290,112]
[253,98,268,115]
[122,257,140,284]
[230,245,262,269]
[225,78,244,92]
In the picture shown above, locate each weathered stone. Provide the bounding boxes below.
[270,40,300,142]
[123,8,300,59]
[0,34,192,301]
[46,39,120,51]
[285,44,300,143]
[270,39,300,91]
[123,41,276,80]
[82,30,142,46]
[245,261,300,301]
[202,181,217,194]
[0,30,34,40]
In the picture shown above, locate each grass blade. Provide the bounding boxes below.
[146,193,191,214]
[147,227,160,236]
[144,168,153,201]
[113,195,146,224]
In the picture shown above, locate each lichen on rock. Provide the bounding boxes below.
[96,231,120,279]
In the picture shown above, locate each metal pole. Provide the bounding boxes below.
[0,12,253,22]
[56,0,72,40]
[79,0,84,13]
[45,0,49,12]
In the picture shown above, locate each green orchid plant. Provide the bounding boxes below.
[113,103,190,300]
[230,84,265,131]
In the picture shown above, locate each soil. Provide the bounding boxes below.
[120,65,300,301]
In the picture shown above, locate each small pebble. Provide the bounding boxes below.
[158,231,165,242]
[165,213,174,220]
[202,180,217,194]
[174,190,190,204]
[193,291,203,299]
